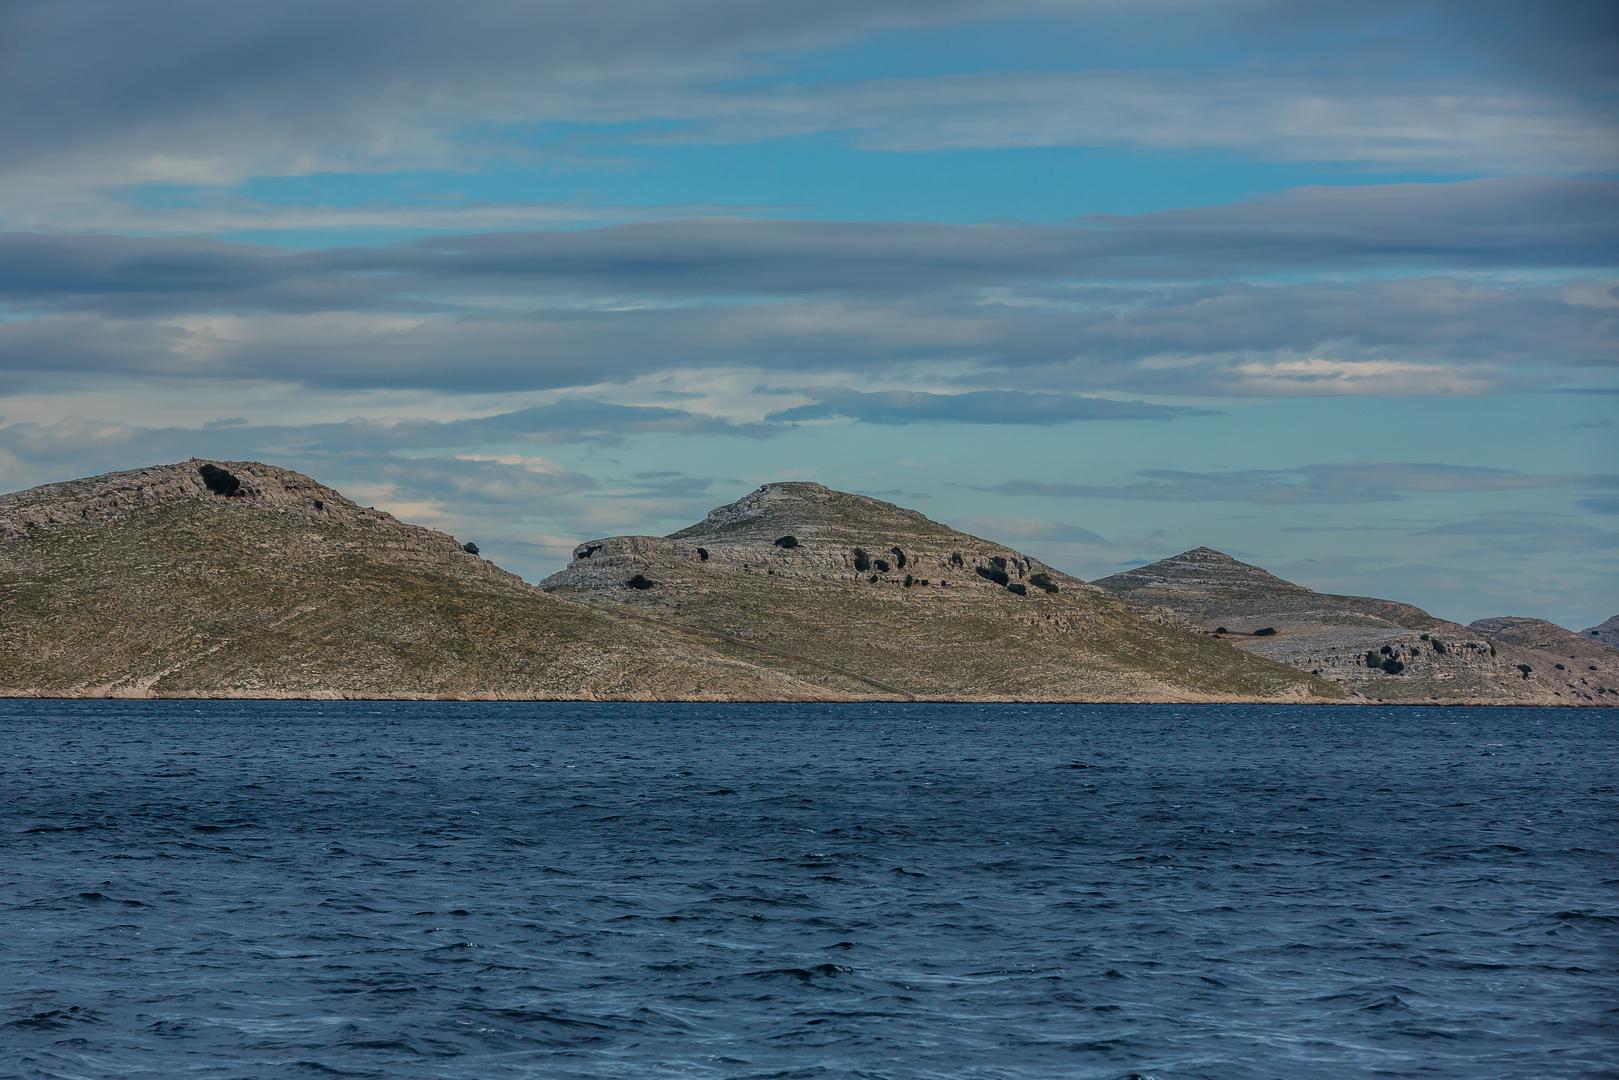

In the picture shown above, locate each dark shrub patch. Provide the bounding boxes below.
[1431,637,1447,655]
[1518,663,1533,678]
[1365,650,1381,667]
[1488,641,1496,657]
[697,547,709,561]
[1006,582,1028,596]
[577,543,602,560]
[874,558,890,573]
[774,535,799,549]
[1252,626,1277,637]
[868,574,879,583]
[903,574,914,588]
[950,552,964,567]
[197,463,242,497]
[1555,663,1566,670]
[919,579,929,586]
[462,542,480,555]
[976,565,1010,586]
[990,555,1008,571]
[1380,645,1394,656]
[312,499,324,511]
[626,574,655,590]
[1028,572,1059,594]
[1381,657,1405,675]
[890,546,907,569]
[1214,627,1228,635]
[852,548,871,572]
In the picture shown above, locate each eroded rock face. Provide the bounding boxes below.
[1095,550,1615,705]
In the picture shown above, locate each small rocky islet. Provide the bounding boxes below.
[1,460,1613,704]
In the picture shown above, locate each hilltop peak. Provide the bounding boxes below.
[1178,546,1241,563]
[0,459,363,539]
[669,480,947,543]
[1097,546,1301,596]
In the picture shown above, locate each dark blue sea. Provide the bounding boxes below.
[1,702,1614,1079]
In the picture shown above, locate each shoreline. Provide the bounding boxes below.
[4,691,1612,707]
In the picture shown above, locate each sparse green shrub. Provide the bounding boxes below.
[1365,650,1380,667]
[950,552,964,567]
[774,535,799,549]
[852,547,871,572]
[1029,572,1059,594]
[626,574,655,590]
[1431,637,1447,655]
[976,565,1010,586]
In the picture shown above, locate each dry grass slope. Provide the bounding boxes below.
[542,483,1340,703]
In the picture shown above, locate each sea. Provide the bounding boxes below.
[1,701,1614,1079]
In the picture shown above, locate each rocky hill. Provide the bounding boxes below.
[1582,615,1619,649]
[1094,549,1616,705]
[0,460,833,700]
[1467,617,1619,705]
[538,483,1337,702]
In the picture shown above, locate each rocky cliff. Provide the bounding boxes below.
[1094,549,1616,705]
[1581,615,1619,649]
[0,460,832,700]
[539,483,1338,703]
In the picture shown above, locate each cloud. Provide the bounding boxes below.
[766,388,1209,425]
[3,182,1614,400]
[958,516,1109,547]
[9,179,1616,311]
[646,71,1619,172]
[979,463,1618,504]
[1576,495,1619,515]
[0,399,763,479]
[1415,510,1619,554]
[0,1,1082,190]
[1,0,1610,207]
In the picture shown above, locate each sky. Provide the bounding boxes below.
[1,0,1615,628]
